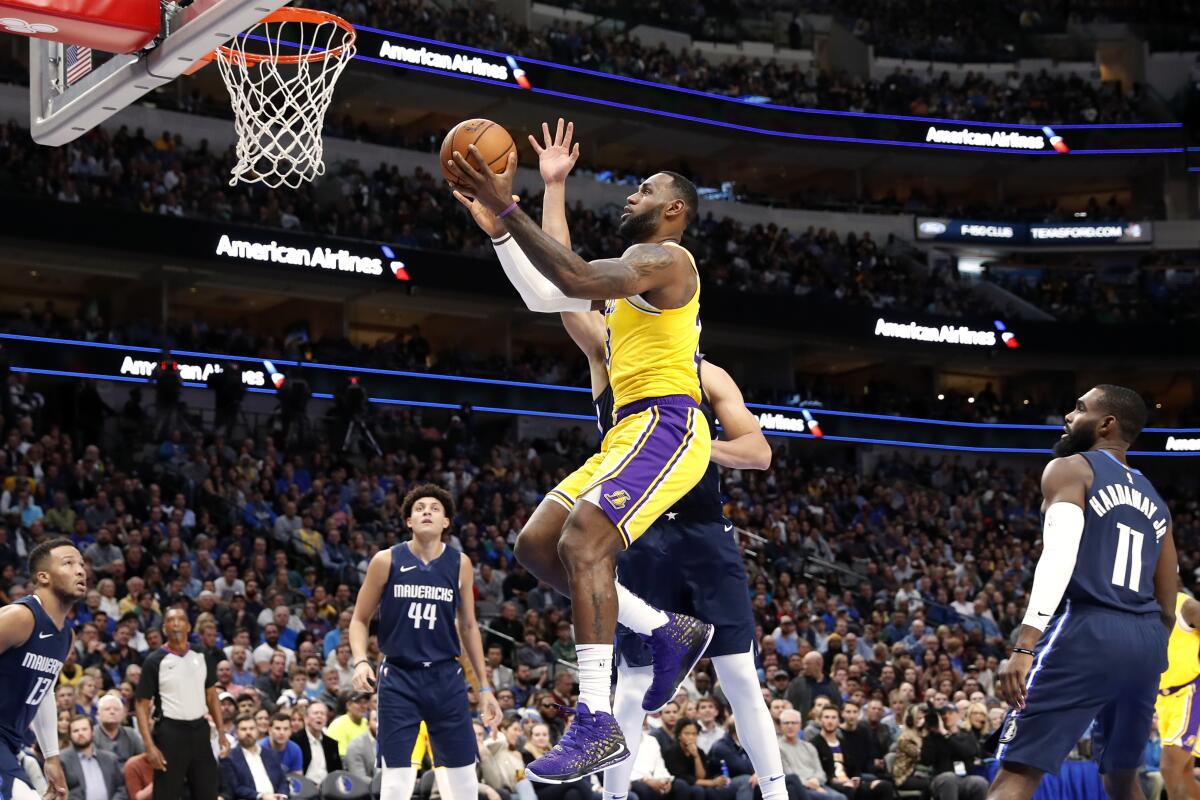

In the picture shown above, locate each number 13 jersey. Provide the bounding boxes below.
[0,595,70,753]
[1066,449,1171,616]
[377,543,461,664]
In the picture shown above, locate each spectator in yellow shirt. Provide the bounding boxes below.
[325,692,371,756]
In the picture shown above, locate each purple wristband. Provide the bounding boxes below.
[497,201,519,219]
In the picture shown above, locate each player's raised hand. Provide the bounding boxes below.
[448,146,516,216]
[530,118,580,186]
[997,651,1033,709]
[479,688,503,729]
[454,192,520,239]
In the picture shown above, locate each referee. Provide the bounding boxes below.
[136,606,229,800]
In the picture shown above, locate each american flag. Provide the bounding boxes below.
[65,44,92,86]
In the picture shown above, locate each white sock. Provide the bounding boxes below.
[615,581,668,635]
[712,649,785,800]
[441,764,479,800]
[380,766,417,800]
[603,664,653,798]
[576,644,614,714]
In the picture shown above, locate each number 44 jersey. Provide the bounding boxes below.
[377,543,461,664]
[1066,449,1171,615]
[0,595,70,753]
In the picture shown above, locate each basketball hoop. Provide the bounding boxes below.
[208,7,356,189]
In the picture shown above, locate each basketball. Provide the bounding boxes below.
[440,118,516,191]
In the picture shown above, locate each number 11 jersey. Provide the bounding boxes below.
[1067,449,1171,615]
[377,543,461,665]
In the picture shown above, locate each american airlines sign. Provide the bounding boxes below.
[873,318,998,347]
[924,126,1045,150]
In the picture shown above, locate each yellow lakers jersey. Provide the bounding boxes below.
[604,242,702,410]
[1161,592,1200,690]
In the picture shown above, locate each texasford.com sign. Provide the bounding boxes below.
[915,218,1153,246]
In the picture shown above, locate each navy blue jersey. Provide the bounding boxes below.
[596,364,721,520]
[377,544,461,664]
[1063,450,1171,615]
[0,595,71,752]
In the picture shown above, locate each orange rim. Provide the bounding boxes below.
[198,7,356,67]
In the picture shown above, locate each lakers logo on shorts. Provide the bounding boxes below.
[604,489,630,509]
[1000,717,1017,743]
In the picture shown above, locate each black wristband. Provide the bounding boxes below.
[354,659,372,669]
[1011,647,1036,657]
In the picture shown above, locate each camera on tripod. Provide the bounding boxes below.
[333,376,381,456]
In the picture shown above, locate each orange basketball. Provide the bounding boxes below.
[440,119,516,191]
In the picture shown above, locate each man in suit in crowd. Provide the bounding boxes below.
[62,714,129,800]
[220,714,288,800]
[290,700,342,784]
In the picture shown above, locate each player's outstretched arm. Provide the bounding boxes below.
[998,455,1090,709]
[448,147,688,301]
[349,550,390,693]
[1154,522,1178,631]
[457,554,501,728]
[531,118,580,246]
[455,188,593,314]
[532,119,609,390]
[701,361,771,471]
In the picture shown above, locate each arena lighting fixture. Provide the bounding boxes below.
[937,394,945,400]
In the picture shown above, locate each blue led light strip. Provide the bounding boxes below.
[7,334,1200,437]
[8,364,1198,456]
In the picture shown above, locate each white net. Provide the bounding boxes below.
[215,10,355,189]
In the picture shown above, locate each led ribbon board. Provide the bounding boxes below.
[2,333,1195,456]
[344,27,1184,156]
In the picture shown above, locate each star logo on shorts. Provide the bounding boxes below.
[603,489,630,509]
[1000,717,1017,743]
[666,512,678,521]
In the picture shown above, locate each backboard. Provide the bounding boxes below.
[29,0,291,147]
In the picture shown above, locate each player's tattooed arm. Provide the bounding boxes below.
[504,208,684,300]
[1154,522,1178,632]
[447,144,688,300]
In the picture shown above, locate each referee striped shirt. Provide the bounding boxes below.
[136,647,215,721]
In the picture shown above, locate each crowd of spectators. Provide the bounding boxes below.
[0,119,999,323]
[306,1,1149,125]
[983,251,1200,325]
[545,0,1200,58]
[0,359,1197,799]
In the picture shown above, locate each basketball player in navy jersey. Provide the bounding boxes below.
[350,484,501,800]
[0,537,87,800]
[990,385,1175,800]
[457,118,789,800]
